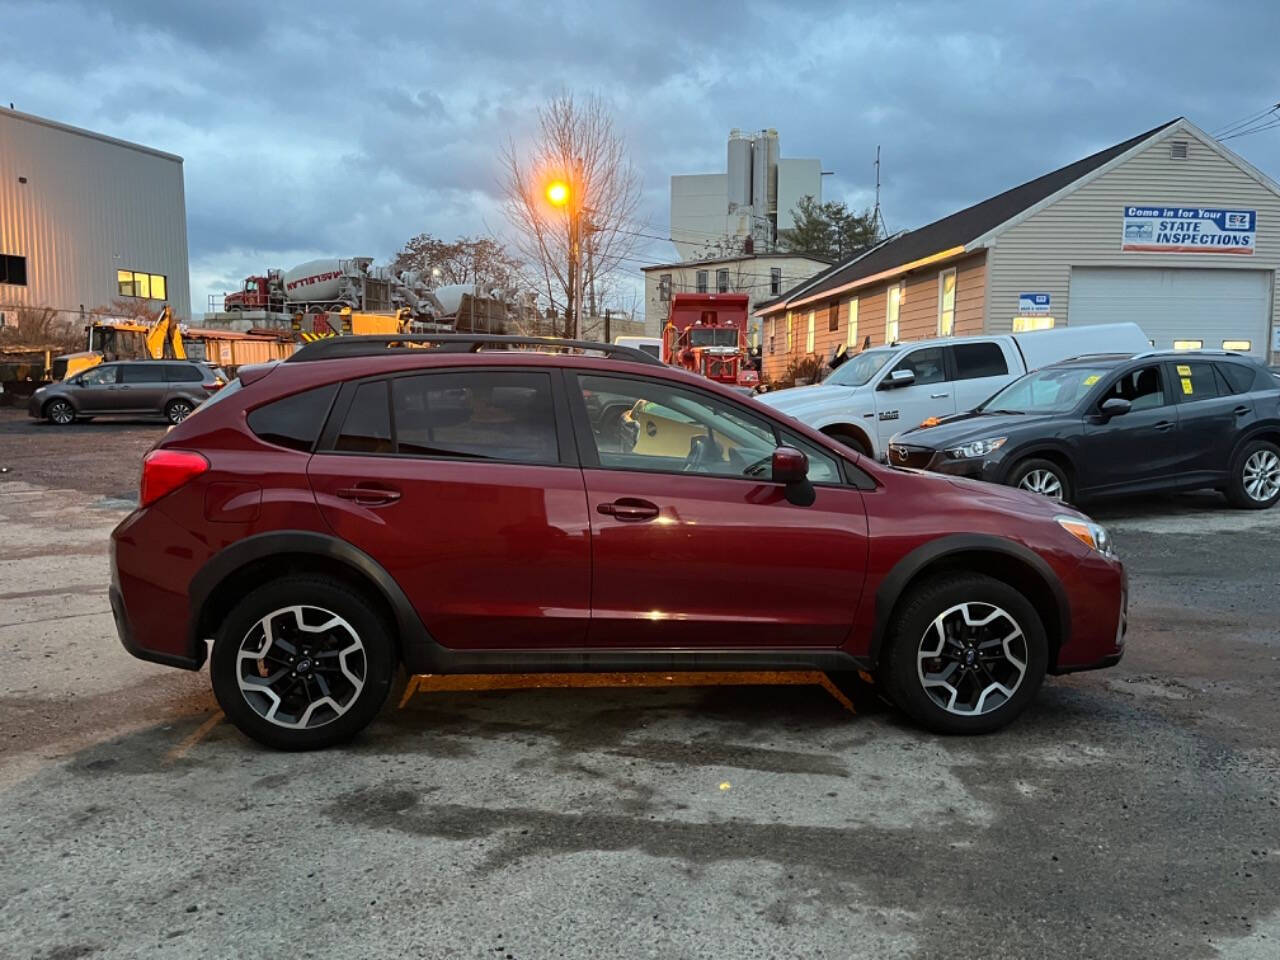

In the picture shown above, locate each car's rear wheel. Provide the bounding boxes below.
[165,398,194,424]
[210,575,398,750]
[883,574,1048,734]
[1008,458,1072,503]
[822,426,871,457]
[44,398,76,425]
[1226,439,1280,509]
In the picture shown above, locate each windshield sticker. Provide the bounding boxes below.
[1176,364,1192,376]
[1083,374,1100,386]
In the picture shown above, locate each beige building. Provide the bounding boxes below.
[759,117,1280,382]
[642,252,831,344]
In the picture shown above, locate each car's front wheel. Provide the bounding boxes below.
[44,398,76,425]
[883,573,1048,734]
[210,575,399,750]
[165,398,195,424]
[1008,457,1072,503]
[1226,439,1280,509]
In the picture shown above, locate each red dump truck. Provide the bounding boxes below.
[661,292,757,388]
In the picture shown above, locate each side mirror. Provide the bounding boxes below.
[771,446,809,484]
[881,369,915,389]
[1099,397,1131,417]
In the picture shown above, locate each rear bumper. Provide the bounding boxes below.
[109,582,206,670]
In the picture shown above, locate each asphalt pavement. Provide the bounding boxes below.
[1,408,1277,959]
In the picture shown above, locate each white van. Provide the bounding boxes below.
[613,336,663,362]
[756,322,1150,458]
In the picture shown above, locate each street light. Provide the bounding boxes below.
[545,167,583,338]
[546,180,570,207]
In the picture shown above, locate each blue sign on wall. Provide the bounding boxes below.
[1018,293,1051,314]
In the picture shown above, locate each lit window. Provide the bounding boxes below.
[847,297,859,347]
[1173,339,1203,351]
[1222,340,1251,351]
[886,281,903,342]
[806,311,815,352]
[937,268,956,336]
[117,269,167,300]
[1012,316,1055,332]
[770,267,782,296]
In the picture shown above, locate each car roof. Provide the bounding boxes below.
[1044,350,1260,371]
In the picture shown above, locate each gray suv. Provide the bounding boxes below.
[27,360,226,426]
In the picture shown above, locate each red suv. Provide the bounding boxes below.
[110,335,1127,749]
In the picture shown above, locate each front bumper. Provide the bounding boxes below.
[26,392,45,418]
[887,442,1001,481]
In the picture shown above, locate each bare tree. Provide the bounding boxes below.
[500,92,643,338]
[0,305,79,349]
[391,234,524,292]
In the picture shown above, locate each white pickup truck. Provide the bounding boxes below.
[756,323,1150,458]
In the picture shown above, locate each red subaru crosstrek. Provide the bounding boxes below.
[110,335,1127,749]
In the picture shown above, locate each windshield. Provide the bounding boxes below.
[688,328,739,348]
[979,365,1110,414]
[823,349,895,387]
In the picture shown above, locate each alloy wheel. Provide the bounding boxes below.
[168,401,193,424]
[48,400,74,425]
[1017,468,1063,500]
[917,602,1028,717]
[1243,449,1280,502]
[235,605,367,729]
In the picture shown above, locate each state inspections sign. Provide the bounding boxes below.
[1121,205,1256,255]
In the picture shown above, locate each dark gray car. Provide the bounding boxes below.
[27,360,226,426]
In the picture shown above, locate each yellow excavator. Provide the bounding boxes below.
[48,305,185,380]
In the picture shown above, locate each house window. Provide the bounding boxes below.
[847,297,859,347]
[786,311,793,352]
[828,303,838,333]
[1012,316,1055,332]
[937,268,957,336]
[886,281,903,342]
[806,310,815,352]
[659,274,671,301]
[770,267,782,295]
[0,254,27,286]
[117,269,167,300]
[696,270,708,293]
[716,269,729,293]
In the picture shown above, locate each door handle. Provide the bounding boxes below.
[335,485,401,506]
[930,393,949,399]
[1234,405,1251,416]
[1153,420,1174,432]
[597,498,660,522]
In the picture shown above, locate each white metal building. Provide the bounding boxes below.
[669,129,823,260]
[0,107,191,324]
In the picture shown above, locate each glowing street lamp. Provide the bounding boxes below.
[546,180,570,207]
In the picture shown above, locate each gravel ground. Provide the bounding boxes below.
[0,419,1277,960]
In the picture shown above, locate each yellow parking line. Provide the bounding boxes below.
[165,711,223,763]
[397,673,420,708]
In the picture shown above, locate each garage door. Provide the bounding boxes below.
[1067,267,1271,358]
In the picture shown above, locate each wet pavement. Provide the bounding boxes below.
[1,415,1278,959]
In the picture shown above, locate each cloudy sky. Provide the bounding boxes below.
[2,0,1278,318]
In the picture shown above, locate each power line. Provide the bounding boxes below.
[1219,114,1280,143]
[1212,103,1280,138]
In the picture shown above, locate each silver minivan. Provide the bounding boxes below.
[27,360,226,425]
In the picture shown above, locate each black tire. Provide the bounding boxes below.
[822,427,871,457]
[210,575,399,750]
[882,573,1048,735]
[44,398,76,425]
[1007,457,1072,503]
[1225,439,1280,510]
[165,398,195,424]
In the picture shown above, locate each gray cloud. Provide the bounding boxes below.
[2,0,1277,315]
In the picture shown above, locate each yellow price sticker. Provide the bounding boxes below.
[1181,377,1194,395]
[1083,374,1100,386]
[1176,364,1192,376]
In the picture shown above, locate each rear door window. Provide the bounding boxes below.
[1170,361,1222,402]
[247,383,339,452]
[335,381,393,453]
[391,370,559,464]
[119,363,163,384]
[951,342,1009,380]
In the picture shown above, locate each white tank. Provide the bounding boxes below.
[727,130,752,212]
[432,283,476,316]
[282,259,349,303]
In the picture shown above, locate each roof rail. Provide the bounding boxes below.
[1130,348,1242,360]
[284,333,665,366]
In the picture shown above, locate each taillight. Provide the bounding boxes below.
[140,449,209,507]
[202,382,222,392]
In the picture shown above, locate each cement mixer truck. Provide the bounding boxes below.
[221,257,440,318]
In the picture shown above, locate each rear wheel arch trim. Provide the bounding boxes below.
[820,423,874,455]
[869,534,1069,668]
[1228,423,1280,469]
[188,531,435,663]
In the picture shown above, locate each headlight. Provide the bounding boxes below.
[1056,515,1115,558]
[945,436,1006,459]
